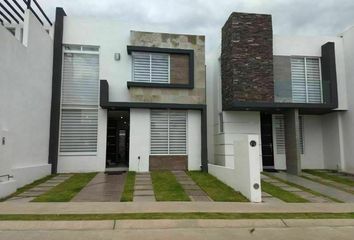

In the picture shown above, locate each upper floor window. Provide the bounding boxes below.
[291,57,322,103]
[132,52,170,83]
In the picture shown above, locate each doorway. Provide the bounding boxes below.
[261,112,274,169]
[106,110,130,169]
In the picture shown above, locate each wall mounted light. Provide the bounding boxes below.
[114,53,120,61]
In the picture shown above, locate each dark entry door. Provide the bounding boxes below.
[106,110,130,168]
[261,113,274,168]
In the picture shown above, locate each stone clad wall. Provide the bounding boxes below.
[170,54,189,84]
[129,31,206,104]
[221,12,274,109]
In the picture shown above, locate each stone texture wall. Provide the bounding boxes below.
[170,54,189,84]
[129,31,205,104]
[221,12,274,109]
[149,155,188,171]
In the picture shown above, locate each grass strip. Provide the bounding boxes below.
[262,172,342,203]
[32,173,97,202]
[0,212,353,221]
[120,171,136,202]
[301,175,354,195]
[151,171,190,201]
[187,171,248,202]
[304,170,354,191]
[0,175,56,202]
[261,180,308,203]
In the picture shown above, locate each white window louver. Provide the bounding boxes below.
[132,52,169,83]
[60,49,99,153]
[62,53,99,106]
[150,110,187,155]
[59,109,98,152]
[273,115,304,155]
[291,57,322,103]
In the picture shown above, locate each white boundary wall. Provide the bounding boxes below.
[209,134,262,202]
[0,10,53,197]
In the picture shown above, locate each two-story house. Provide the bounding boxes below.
[208,12,354,176]
[48,8,207,173]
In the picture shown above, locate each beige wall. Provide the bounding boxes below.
[129,31,206,104]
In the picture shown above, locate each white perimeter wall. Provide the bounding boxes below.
[129,109,202,172]
[0,11,53,196]
[214,111,261,168]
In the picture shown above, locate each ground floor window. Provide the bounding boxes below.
[150,109,187,155]
[59,109,98,153]
[273,115,304,154]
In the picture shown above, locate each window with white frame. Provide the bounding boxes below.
[59,45,99,153]
[273,115,304,154]
[132,52,170,83]
[291,57,322,103]
[150,110,187,155]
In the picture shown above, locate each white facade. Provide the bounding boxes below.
[0,11,53,197]
[58,17,203,172]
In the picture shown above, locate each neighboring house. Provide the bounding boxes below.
[0,2,54,198]
[207,12,354,177]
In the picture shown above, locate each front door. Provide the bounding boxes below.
[106,110,130,168]
[261,113,274,168]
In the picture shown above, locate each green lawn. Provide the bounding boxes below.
[187,171,248,202]
[0,212,353,221]
[151,171,190,201]
[120,171,136,202]
[0,175,56,202]
[32,173,97,202]
[261,180,308,203]
[303,170,354,193]
[262,172,342,203]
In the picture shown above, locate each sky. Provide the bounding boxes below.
[40,0,354,52]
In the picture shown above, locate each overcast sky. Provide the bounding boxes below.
[41,0,354,51]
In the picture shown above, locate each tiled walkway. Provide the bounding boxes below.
[269,171,354,202]
[172,171,211,202]
[6,174,73,203]
[302,172,354,194]
[133,172,155,202]
[261,174,333,203]
[72,172,126,202]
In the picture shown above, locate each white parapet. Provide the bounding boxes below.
[209,134,262,202]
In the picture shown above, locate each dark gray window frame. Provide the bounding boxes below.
[127,45,194,89]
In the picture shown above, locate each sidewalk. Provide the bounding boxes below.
[0,219,354,230]
[0,220,354,240]
[0,202,354,214]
